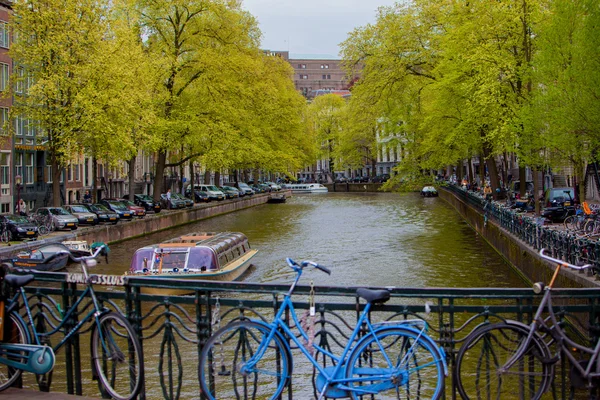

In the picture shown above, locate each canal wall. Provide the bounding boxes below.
[324,182,383,192]
[0,191,286,256]
[439,187,599,288]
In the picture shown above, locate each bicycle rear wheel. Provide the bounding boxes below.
[199,321,291,400]
[91,312,143,400]
[37,224,48,236]
[346,326,445,399]
[455,322,552,400]
[0,312,29,391]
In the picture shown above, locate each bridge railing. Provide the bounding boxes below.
[444,183,600,278]
[12,271,600,399]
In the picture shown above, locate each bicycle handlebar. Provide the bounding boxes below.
[67,244,107,264]
[286,258,331,275]
[539,248,592,270]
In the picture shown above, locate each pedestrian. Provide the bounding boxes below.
[18,198,26,216]
[166,188,172,209]
[484,184,493,200]
[83,190,92,204]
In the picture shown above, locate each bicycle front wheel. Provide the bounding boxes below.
[91,312,143,400]
[0,312,29,391]
[346,327,445,399]
[37,224,48,236]
[455,322,552,400]
[199,321,291,400]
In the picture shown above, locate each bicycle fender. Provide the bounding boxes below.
[369,325,448,376]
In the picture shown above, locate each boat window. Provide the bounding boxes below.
[186,247,218,271]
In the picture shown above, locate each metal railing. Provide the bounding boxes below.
[444,183,600,279]
[8,271,600,399]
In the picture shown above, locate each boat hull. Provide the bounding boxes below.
[136,249,257,295]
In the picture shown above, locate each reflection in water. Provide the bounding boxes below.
[99,192,525,289]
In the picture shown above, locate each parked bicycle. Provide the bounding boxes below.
[454,248,596,399]
[0,220,9,243]
[28,214,53,236]
[199,258,447,399]
[0,244,143,400]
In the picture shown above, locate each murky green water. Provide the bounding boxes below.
[100,192,525,289]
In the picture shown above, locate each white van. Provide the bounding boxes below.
[187,184,225,201]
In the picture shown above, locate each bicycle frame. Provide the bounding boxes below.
[246,273,435,396]
[504,258,600,381]
[8,260,109,354]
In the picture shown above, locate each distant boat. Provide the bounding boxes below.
[281,183,328,193]
[267,193,287,203]
[129,232,258,295]
[3,243,71,272]
[421,186,438,197]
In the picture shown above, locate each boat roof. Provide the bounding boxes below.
[159,232,249,253]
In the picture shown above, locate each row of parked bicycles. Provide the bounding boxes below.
[0,213,57,243]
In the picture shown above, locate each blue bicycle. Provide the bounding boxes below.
[0,245,143,400]
[199,258,447,399]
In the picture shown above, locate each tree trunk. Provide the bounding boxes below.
[204,170,211,185]
[50,151,62,206]
[478,156,486,187]
[467,159,474,185]
[188,162,195,201]
[92,154,98,204]
[533,166,541,215]
[179,163,184,194]
[456,162,463,183]
[214,171,221,187]
[153,150,166,201]
[482,141,500,199]
[128,156,136,199]
[519,166,527,198]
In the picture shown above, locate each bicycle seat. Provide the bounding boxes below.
[356,288,390,304]
[4,274,34,288]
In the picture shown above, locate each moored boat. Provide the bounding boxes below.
[62,240,92,257]
[129,232,258,295]
[281,183,328,193]
[3,243,71,272]
[420,186,438,197]
[267,193,287,203]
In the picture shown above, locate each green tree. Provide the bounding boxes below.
[10,0,111,205]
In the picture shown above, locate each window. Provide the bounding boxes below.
[0,107,7,135]
[327,74,331,79]
[15,116,34,136]
[75,163,80,181]
[67,164,72,181]
[25,153,33,184]
[15,67,24,94]
[15,153,22,181]
[1,203,8,213]
[0,152,8,187]
[0,63,8,91]
[0,21,8,49]
[322,74,326,79]
[46,165,52,183]
[298,64,306,69]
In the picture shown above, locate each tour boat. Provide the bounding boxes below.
[129,232,257,295]
[281,183,328,193]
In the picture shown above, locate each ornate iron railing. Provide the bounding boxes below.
[444,183,600,278]
[8,271,600,399]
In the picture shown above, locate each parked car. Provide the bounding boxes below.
[227,182,254,196]
[127,194,161,213]
[120,199,147,218]
[264,182,282,191]
[185,188,211,203]
[172,192,193,208]
[541,187,576,222]
[0,214,38,240]
[351,176,369,183]
[372,174,390,183]
[100,199,134,221]
[187,185,225,201]
[35,207,79,230]
[510,180,534,199]
[64,204,99,225]
[544,187,576,208]
[160,193,186,209]
[83,203,120,224]
[219,186,240,200]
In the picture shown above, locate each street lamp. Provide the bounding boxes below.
[15,174,21,215]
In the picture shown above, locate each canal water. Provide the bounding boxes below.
[96,192,525,289]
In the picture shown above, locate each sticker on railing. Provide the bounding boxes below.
[67,273,126,286]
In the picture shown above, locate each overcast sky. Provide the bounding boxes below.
[241,0,398,58]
